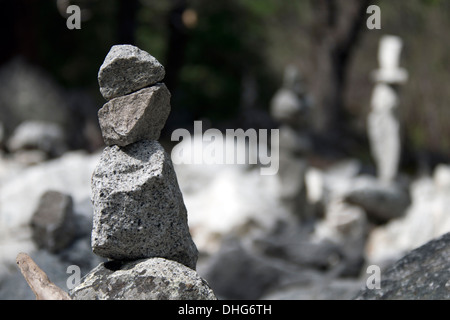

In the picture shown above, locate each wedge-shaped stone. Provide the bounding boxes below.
[91,140,198,270]
[98,45,165,100]
[98,84,170,146]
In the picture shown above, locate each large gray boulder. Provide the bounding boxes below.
[98,84,170,146]
[354,232,450,299]
[98,45,165,101]
[91,140,198,270]
[70,257,216,300]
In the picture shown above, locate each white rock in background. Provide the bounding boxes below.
[179,164,291,254]
[365,168,450,265]
[7,120,67,157]
[271,88,302,125]
[434,164,450,190]
[305,167,324,204]
[313,199,368,244]
[305,159,362,207]
[173,135,293,254]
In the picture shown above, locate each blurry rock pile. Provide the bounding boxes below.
[0,58,103,162]
[173,36,450,300]
[70,45,215,300]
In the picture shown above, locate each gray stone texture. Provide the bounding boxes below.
[98,84,171,146]
[354,232,450,300]
[98,45,165,101]
[30,190,76,253]
[91,140,198,270]
[70,258,216,300]
[344,180,410,223]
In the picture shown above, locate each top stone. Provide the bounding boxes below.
[98,45,165,101]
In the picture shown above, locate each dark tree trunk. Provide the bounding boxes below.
[164,0,189,94]
[310,0,371,139]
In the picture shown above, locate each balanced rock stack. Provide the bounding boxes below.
[70,45,215,300]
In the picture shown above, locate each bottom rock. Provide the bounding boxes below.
[69,257,216,300]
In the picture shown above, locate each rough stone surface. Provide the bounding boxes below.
[91,140,198,269]
[354,232,450,300]
[98,84,170,146]
[30,190,75,253]
[98,45,165,101]
[70,258,216,300]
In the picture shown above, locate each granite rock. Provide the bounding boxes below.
[91,140,198,269]
[98,84,170,146]
[354,232,450,300]
[70,257,216,300]
[98,45,165,101]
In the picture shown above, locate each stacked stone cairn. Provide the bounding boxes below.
[368,35,408,184]
[70,45,216,300]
